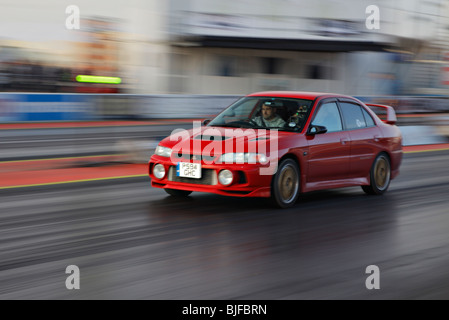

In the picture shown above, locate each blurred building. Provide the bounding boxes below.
[165,0,449,96]
[166,0,390,95]
[1,0,449,95]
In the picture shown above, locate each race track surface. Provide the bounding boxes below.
[1,149,449,299]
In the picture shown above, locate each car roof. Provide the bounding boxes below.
[247,91,356,101]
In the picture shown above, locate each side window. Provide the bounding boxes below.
[361,107,376,127]
[312,102,343,132]
[339,102,366,130]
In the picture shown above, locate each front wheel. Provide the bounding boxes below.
[271,159,300,208]
[362,153,391,195]
[164,188,192,197]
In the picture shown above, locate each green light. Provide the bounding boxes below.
[76,75,122,84]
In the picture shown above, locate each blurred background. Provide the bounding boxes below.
[2,0,449,300]
[1,0,449,119]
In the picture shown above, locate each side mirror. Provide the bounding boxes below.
[203,119,211,126]
[308,125,327,135]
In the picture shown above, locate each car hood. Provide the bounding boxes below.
[158,126,293,156]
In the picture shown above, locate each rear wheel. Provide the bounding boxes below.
[362,153,391,195]
[271,159,300,208]
[164,188,192,197]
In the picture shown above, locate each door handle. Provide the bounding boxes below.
[340,138,349,145]
[373,135,380,142]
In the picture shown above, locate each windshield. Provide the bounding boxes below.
[208,97,314,131]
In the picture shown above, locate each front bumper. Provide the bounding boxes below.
[149,156,273,198]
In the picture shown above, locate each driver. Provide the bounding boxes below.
[253,101,286,128]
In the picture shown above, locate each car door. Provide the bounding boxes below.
[306,99,351,183]
[338,100,382,178]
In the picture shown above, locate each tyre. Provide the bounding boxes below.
[362,153,391,195]
[164,188,192,197]
[271,159,300,208]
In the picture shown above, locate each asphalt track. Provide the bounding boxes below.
[1,122,449,299]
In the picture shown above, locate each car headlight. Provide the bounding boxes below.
[218,170,233,186]
[153,164,166,179]
[155,145,172,158]
[218,153,268,164]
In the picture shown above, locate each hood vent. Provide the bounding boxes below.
[194,135,231,141]
[250,137,270,141]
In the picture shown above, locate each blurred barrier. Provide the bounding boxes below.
[1,93,449,123]
[400,126,448,146]
[0,93,92,122]
[0,93,241,122]
[356,96,449,114]
[132,95,241,119]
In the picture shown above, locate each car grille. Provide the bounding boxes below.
[167,166,217,185]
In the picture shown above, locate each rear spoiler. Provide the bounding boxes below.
[365,103,397,125]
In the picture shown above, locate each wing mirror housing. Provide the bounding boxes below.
[307,125,328,135]
[203,119,211,125]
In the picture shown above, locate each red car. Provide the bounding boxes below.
[148,91,402,208]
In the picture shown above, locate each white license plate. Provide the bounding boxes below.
[176,162,202,179]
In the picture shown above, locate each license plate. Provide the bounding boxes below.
[176,162,202,179]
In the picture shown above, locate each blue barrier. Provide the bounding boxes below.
[0,93,92,122]
[0,95,16,122]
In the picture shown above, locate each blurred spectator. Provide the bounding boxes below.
[0,58,122,93]
[0,63,10,91]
